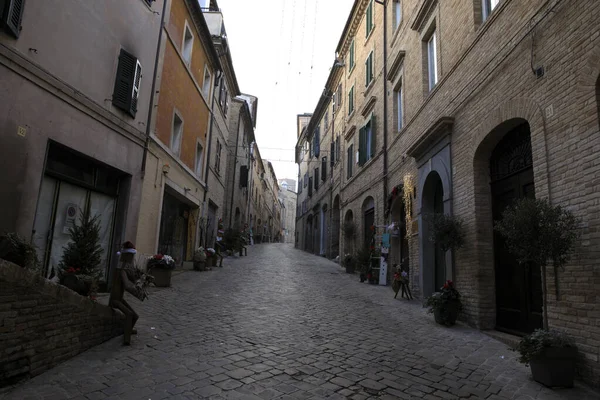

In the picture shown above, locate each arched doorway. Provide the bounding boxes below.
[344,210,355,256]
[362,197,375,250]
[489,121,542,334]
[320,204,328,256]
[389,193,409,278]
[332,196,341,259]
[313,213,319,254]
[421,172,446,295]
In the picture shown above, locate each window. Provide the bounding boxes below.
[1,0,25,38]
[322,157,327,181]
[304,173,308,187]
[348,86,355,115]
[308,177,313,197]
[482,0,500,21]
[427,32,438,91]
[336,137,341,163]
[219,77,229,116]
[202,65,212,98]
[112,49,142,118]
[215,140,222,173]
[324,111,329,130]
[395,83,403,131]
[314,169,319,190]
[182,22,194,65]
[313,125,320,158]
[347,144,353,179]
[171,113,183,156]
[195,143,203,176]
[366,0,374,38]
[365,51,374,87]
[358,115,376,166]
[335,83,343,111]
[330,143,335,167]
[393,0,402,31]
[349,39,355,72]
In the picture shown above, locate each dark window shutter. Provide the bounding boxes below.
[314,127,320,158]
[308,177,313,196]
[358,127,366,166]
[240,165,249,187]
[112,49,139,117]
[3,0,25,38]
[347,144,353,179]
[336,138,341,162]
[330,142,335,166]
[314,169,319,189]
[370,115,376,158]
[322,157,327,180]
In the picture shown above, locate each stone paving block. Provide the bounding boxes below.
[215,379,243,390]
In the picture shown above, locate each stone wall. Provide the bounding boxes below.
[0,260,124,387]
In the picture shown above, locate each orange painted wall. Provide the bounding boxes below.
[155,0,213,171]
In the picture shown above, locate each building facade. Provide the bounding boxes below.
[296,0,600,385]
[278,179,297,244]
[136,0,220,267]
[0,0,164,284]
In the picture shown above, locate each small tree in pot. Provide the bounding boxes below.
[495,198,579,387]
[424,213,465,326]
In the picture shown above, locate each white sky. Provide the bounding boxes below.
[216,0,355,183]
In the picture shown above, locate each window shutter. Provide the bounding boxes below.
[347,144,353,179]
[314,169,319,190]
[370,115,377,158]
[322,157,327,180]
[330,143,335,166]
[240,165,249,187]
[308,177,313,196]
[358,127,366,166]
[112,49,140,118]
[314,127,320,157]
[3,0,25,38]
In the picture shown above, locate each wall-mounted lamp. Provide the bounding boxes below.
[162,164,170,174]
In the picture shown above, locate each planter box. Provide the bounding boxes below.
[150,268,172,287]
[530,347,577,388]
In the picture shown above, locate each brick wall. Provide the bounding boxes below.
[0,261,124,387]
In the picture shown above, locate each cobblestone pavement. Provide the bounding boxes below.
[2,244,598,400]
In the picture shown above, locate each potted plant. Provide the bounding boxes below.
[58,212,103,297]
[425,280,462,326]
[355,247,371,282]
[193,247,208,271]
[205,248,216,267]
[495,198,579,386]
[147,254,175,287]
[343,253,354,274]
[0,232,40,270]
[516,329,577,388]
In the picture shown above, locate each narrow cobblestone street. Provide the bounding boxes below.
[3,244,598,400]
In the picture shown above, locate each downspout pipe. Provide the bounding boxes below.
[141,0,168,178]
[375,0,389,220]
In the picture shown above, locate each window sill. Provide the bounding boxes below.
[348,64,356,76]
[365,26,376,44]
[390,21,403,47]
[364,80,375,97]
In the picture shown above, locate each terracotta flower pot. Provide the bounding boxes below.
[530,347,577,388]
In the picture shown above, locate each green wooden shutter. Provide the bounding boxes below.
[4,0,25,38]
[112,49,138,117]
[370,115,376,158]
[358,127,366,166]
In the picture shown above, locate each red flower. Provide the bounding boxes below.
[443,283,449,289]
[154,254,164,260]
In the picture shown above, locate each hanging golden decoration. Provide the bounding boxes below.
[403,175,415,236]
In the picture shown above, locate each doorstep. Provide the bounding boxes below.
[483,329,521,348]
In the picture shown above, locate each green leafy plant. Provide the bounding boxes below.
[355,247,372,273]
[426,213,465,252]
[59,212,103,280]
[0,232,40,270]
[515,329,575,365]
[342,221,357,237]
[494,198,579,329]
[425,280,463,325]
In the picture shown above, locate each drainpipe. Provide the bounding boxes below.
[141,0,168,178]
[375,0,389,221]
[329,100,335,259]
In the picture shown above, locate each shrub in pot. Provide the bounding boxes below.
[343,253,354,274]
[0,232,40,271]
[425,280,462,326]
[147,254,175,287]
[516,329,577,388]
[59,212,103,296]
